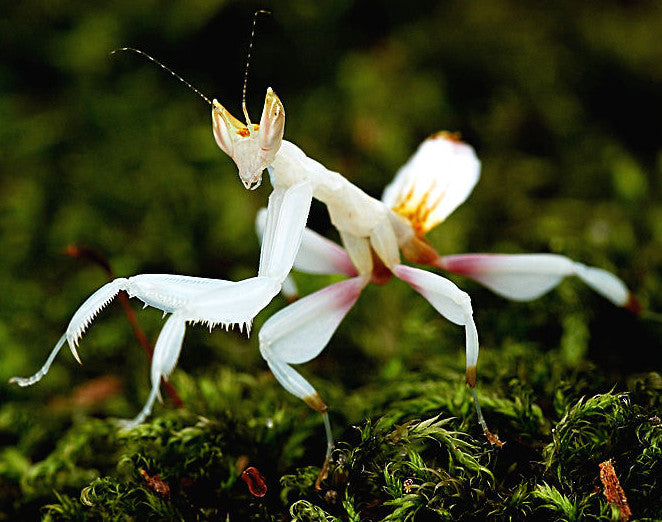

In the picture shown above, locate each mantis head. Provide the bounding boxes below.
[212,87,285,190]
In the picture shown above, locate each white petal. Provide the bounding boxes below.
[382,133,481,234]
[259,276,367,365]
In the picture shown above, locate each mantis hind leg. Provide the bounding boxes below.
[258,275,368,487]
[393,264,504,446]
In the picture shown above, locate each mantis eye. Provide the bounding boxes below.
[258,87,285,153]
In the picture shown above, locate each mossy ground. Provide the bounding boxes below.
[1,1,662,520]
[2,329,661,520]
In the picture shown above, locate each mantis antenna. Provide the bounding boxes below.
[110,47,213,107]
[242,9,272,131]
[112,9,272,123]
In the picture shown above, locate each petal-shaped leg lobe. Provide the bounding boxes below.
[438,254,571,301]
[265,358,320,409]
[259,276,367,365]
[572,263,631,308]
[394,265,479,380]
[394,264,495,442]
[394,265,473,326]
[120,313,188,427]
[259,274,366,416]
[438,253,635,308]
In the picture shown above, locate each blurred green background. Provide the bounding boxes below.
[1,0,661,516]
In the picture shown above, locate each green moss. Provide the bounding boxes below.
[2,356,661,519]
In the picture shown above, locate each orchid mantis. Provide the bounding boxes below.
[11,51,640,479]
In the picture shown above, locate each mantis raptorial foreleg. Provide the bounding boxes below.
[11,180,314,425]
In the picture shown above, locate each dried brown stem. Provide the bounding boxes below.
[599,459,631,521]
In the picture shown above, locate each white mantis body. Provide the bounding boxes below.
[11,48,640,473]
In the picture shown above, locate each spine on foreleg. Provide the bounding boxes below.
[66,278,129,348]
[8,279,128,387]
